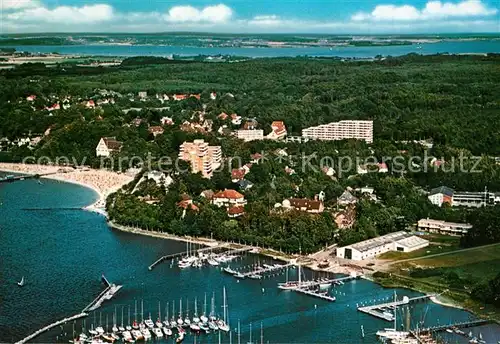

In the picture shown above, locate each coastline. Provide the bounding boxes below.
[0,163,486,317]
[0,163,134,217]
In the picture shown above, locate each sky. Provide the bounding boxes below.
[0,0,499,34]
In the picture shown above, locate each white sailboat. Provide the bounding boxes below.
[376,291,411,341]
[217,287,230,332]
[200,293,209,324]
[17,276,25,287]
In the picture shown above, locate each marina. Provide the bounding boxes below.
[1,175,499,343]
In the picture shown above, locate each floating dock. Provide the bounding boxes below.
[358,294,435,321]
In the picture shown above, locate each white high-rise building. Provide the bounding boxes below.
[302,120,373,143]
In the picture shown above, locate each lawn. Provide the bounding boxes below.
[378,234,461,261]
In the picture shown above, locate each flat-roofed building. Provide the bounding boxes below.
[302,120,373,143]
[417,218,472,236]
[236,129,264,142]
[179,139,221,179]
[336,231,429,260]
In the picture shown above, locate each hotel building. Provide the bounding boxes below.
[179,139,222,179]
[302,120,373,143]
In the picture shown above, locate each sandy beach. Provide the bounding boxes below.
[0,163,134,216]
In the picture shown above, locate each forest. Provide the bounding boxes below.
[1,54,500,253]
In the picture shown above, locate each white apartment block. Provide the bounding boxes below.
[236,129,264,142]
[302,120,373,143]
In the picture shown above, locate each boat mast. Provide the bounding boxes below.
[249,323,252,343]
[134,300,138,322]
[194,297,198,317]
[204,293,207,316]
[393,291,397,331]
[128,305,131,325]
[167,302,169,321]
[121,306,124,327]
[223,287,228,323]
[141,299,144,323]
[260,322,263,344]
[211,292,215,317]
[238,320,241,344]
[180,298,183,318]
[158,300,161,321]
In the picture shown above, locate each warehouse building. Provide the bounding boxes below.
[336,231,429,261]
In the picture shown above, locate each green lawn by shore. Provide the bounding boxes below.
[374,243,500,321]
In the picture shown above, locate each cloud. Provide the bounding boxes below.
[247,15,284,26]
[164,4,232,23]
[7,4,114,23]
[0,0,38,10]
[352,0,497,21]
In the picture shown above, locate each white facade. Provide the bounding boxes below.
[428,193,446,207]
[302,120,373,143]
[236,129,264,142]
[336,231,429,260]
[96,138,111,157]
[417,219,472,236]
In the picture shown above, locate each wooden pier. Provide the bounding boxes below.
[305,274,360,288]
[358,294,435,321]
[15,312,88,344]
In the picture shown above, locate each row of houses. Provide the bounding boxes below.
[428,186,500,208]
[235,121,287,142]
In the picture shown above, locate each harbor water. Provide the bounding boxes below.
[4,40,500,58]
[0,174,499,343]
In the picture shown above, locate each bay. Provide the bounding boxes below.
[0,174,499,343]
[4,40,500,58]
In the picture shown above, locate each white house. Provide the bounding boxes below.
[96,137,123,157]
[212,189,247,208]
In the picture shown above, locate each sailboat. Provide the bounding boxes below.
[200,293,209,324]
[247,323,254,344]
[208,293,219,331]
[156,301,163,328]
[376,291,411,341]
[17,276,25,287]
[278,265,310,290]
[217,287,230,332]
[193,297,200,324]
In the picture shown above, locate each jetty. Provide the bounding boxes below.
[148,243,232,270]
[294,287,337,302]
[305,274,360,288]
[0,172,56,184]
[15,312,88,344]
[82,275,122,312]
[239,263,293,278]
[358,294,435,321]
[15,275,120,344]
[421,319,492,333]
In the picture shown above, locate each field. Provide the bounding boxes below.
[374,243,500,320]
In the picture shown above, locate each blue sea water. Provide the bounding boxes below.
[0,174,499,343]
[4,40,500,58]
